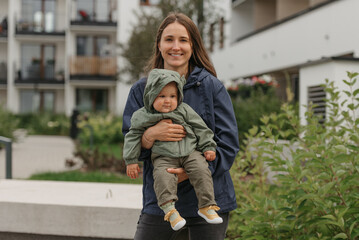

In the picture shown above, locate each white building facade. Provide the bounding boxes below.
[0,0,159,116]
[211,0,359,124]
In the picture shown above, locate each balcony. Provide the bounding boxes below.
[16,13,66,36]
[70,56,117,80]
[15,63,65,85]
[70,0,117,28]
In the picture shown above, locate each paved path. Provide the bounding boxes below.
[0,135,79,179]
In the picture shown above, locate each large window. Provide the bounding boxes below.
[76,36,109,56]
[76,89,108,112]
[20,90,55,113]
[21,44,55,79]
[76,0,112,22]
[21,0,56,32]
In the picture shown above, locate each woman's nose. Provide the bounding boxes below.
[172,40,180,50]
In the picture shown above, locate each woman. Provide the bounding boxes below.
[122,12,239,240]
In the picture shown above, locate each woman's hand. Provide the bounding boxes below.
[167,168,189,183]
[141,119,186,149]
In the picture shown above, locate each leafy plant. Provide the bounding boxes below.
[230,82,284,145]
[0,104,19,141]
[74,113,126,172]
[228,72,359,239]
[77,113,124,145]
[16,113,70,136]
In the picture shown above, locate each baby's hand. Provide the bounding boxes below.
[127,164,140,179]
[204,151,216,161]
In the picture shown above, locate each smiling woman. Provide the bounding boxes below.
[122,12,239,240]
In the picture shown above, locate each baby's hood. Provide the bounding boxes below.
[143,69,186,113]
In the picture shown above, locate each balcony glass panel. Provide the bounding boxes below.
[18,0,59,33]
[74,0,115,23]
[21,44,55,80]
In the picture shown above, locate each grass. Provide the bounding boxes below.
[28,170,143,184]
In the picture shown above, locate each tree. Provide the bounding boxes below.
[120,0,221,84]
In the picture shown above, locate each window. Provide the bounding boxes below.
[21,44,55,79]
[76,36,109,56]
[76,0,113,21]
[20,90,55,113]
[76,89,108,112]
[219,17,225,49]
[308,85,326,124]
[209,23,215,52]
[21,0,56,32]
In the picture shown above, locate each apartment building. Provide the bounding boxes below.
[0,0,159,116]
[211,0,359,124]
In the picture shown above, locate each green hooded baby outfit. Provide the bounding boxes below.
[123,68,217,208]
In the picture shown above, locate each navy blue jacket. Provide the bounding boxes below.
[122,67,239,217]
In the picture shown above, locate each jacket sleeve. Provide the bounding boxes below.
[208,81,240,177]
[123,110,147,165]
[182,104,217,153]
[122,80,151,162]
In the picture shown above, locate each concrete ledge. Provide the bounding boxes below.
[0,180,142,239]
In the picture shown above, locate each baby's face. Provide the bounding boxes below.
[153,82,178,113]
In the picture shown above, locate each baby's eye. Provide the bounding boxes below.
[171,95,177,98]
[159,95,165,98]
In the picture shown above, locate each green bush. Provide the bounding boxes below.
[230,83,284,145]
[77,113,124,145]
[0,104,18,140]
[16,113,70,136]
[228,72,359,239]
[75,113,126,172]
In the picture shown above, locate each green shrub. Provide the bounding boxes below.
[230,83,284,145]
[0,104,18,140]
[75,113,126,172]
[16,113,70,136]
[77,113,124,145]
[228,72,359,239]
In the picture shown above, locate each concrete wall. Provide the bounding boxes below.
[276,0,309,20]
[299,59,359,125]
[230,0,254,42]
[254,0,276,29]
[0,180,142,240]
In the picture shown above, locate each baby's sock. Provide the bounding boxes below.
[160,201,178,222]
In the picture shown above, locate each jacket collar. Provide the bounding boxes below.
[184,66,209,89]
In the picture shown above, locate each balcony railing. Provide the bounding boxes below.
[15,64,65,84]
[70,56,117,80]
[16,12,66,35]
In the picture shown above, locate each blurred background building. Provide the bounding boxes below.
[211,0,359,124]
[0,0,161,116]
[1,0,358,121]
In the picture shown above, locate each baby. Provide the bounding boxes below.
[123,69,222,231]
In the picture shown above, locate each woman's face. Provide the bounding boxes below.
[158,22,192,76]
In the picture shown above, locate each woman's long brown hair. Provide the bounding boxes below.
[145,12,217,78]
